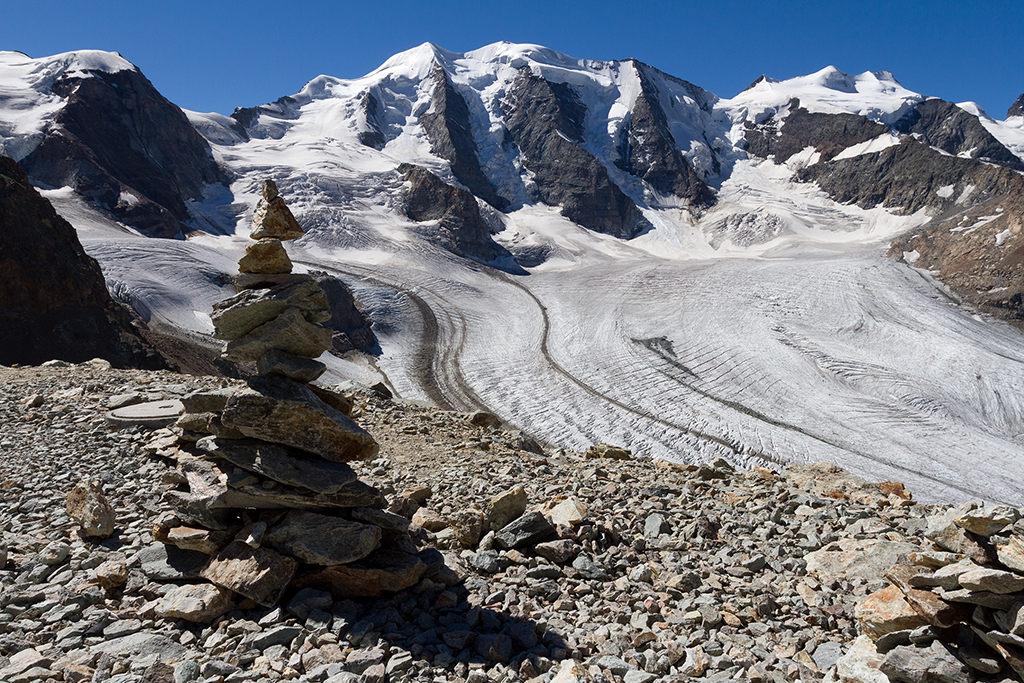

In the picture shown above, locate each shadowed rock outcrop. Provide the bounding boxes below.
[309,271,377,353]
[399,163,508,262]
[894,98,1024,171]
[743,99,889,164]
[616,61,715,207]
[420,64,508,210]
[18,64,225,238]
[794,139,1024,324]
[0,156,163,368]
[502,68,650,239]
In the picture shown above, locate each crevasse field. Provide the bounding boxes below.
[13,45,1024,505]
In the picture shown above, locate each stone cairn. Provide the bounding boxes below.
[146,181,449,620]
[847,503,1024,682]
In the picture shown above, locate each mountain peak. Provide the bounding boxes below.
[0,49,137,79]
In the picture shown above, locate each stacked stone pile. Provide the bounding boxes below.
[212,179,332,382]
[834,502,1024,682]
[138,182,454,619]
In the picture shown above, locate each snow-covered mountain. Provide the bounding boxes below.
[3,44,1024,504]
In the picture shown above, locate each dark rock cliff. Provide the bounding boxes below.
[0,157,164,368]
[894,99,1024,171]
[420,65,508,210]
[1009,93,1024,118]
[502,68,650,239]
[743,100,889,164]
[19,66,225,238]
[796,138,1020,214]
[398,163,508,263]
[616,61,714,207]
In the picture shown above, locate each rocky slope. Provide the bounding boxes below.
[0,358,999,683]
[0,157,164,368]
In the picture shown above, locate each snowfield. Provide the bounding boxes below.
[10,45,1024,505]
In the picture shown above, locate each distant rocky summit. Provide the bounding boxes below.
[1009,93,1024,118]
[15,55,226,238]
[0,156,163,368]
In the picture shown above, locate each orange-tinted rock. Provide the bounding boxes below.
[854,585,929,640]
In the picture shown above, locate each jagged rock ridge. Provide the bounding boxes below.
[503,68,651,239]
[420,64,509,211]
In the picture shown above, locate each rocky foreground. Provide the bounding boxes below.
[1,362,1023,683]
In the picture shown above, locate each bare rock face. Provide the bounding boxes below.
[743,100,888,165]
[616,61,715,208]
[894,98,1024,171]
[420,63,509,210]
[0,157,163,368]
[17,64,225,238]
[65,481,116,538]
[502,69,651,239]
[308,271,377,352]
[1010,93,1024,118]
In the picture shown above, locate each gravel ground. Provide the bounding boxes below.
[0,360,941,683]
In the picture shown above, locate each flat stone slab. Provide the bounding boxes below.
[105,399,183,428]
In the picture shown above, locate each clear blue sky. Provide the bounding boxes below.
[8,0,1023,118]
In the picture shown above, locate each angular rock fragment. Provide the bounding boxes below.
[264,511,381,565]
[238,238,292,274]
[256,348,326,381]
[879,641,970,683]
[220,377,377,461]
[138,543,210,581]
[65,481,115,538]
[223,307,333,362]
[251,180,304,240]
[855,585,930,640]
[955,506,1020,537]
[164,526,236,555]
[201,541,298,607]
[195,436,359,494]
[154,583,234,622]
[483,485,527,532]
[292,549,427,598]
[494,510,556,549]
